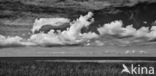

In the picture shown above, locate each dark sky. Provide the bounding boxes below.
[121,0,156,6]
[105,0,156,7]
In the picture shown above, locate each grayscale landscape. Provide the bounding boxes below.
[0,0,156,76]
[0,0,156,57]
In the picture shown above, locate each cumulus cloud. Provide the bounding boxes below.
[32,18,70,33]
[0,35,23,46]
[1,12,156,47]
[120,25,137,37]
[29,12,98,46]
[97,20,124,35]
[0,12,97,46]
[97,20,156,41]
[146,26,156,40]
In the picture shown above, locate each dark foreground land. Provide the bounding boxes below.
[0,60,155,76]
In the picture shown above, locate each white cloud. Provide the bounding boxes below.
[1,12,156,47]
[32,18,70,33]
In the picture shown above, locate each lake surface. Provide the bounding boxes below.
[0,44,156,57]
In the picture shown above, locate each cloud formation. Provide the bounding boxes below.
[97,20,156,41]
[0,12,156,47]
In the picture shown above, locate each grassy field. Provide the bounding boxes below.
[0,60,155,76]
